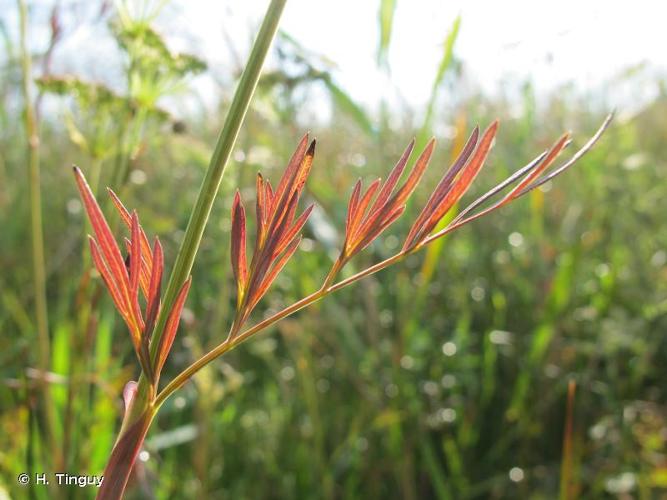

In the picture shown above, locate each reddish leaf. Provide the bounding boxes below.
[389,138,436,207]
[402,128,479,250]
[404,122,497,250]
[108,188,153,284]
[273,204,314,258]
[247,236,302,313]
[144,238,163,341]
[267,140,315,232]
[229,138,317,333]
[425,122,498,227]
[255,174,266,244]
[423,114,613,245]
[129,212,144,332]
[74,167,160,377]
[155,277,191,378]
[355,205,406,253]
[342,138,437,260]
[367,139,414,217]
[231,191,248,299]
[74,167,132,311]
[346,179,362,233]
[347,178,381,243]
[89,237,136,343]
[272,133,310,210]
[444,150,549,231]
[503,132,569,202]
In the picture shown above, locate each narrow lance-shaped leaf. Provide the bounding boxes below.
[231,191,248,302]
[247,235,302,313]
[108,188,154,288]
[426,114,613,244]
[346,179,362,233]
[388,137,436,207]
[253,191,300,279]
[443,135,571,236]
[346,178,381,247]
[503,132,570,201]
[404,121,497,250]
[367,139,415,217]
[74,167,132,312]
[268,189,300,248]
[425,121,498,228]
[342,138,436,261]
[88,237,136,345]
[354,140,434,245]
[129,212,144,333]
[273,203,314,257]
[268,139,315,230]
[122,238,152,297]
[447,150,549,229]
[229,137,317,336]
[144,237,164,343]
[155,277,192,379]
[271,133,310,213]
[402,128,479,249]
[255,174,267,244]
[355,204,406,253]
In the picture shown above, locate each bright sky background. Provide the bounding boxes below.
[13,0,666,121]
[158,0,664,117]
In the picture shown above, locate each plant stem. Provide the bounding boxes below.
[148,0,287,366]
[559,380,577,500]
[155,250,407,406]
[98,2,287,496]
[156,113,615,407]
[17,0,61,471]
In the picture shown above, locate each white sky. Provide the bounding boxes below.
[12,0,665,121]
[159,0,664,117]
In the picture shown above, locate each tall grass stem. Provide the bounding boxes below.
[98,2,288,496]
[17,0,61,471]
[147,0,287,366]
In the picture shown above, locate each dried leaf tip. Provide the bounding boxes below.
[231,190,248,305]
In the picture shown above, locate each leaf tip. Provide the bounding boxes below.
[307,139,316,156]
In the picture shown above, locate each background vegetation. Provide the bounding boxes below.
[1,1,666,498]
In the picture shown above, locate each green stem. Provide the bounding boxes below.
[155,250,408,407]
[155,113,613,407]
[148,0,287,366]
[99,2,288,496]
[18,0,60,471]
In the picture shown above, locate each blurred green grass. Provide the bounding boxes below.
[1,3,667,499]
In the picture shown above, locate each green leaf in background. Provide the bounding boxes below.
[418,15,461,147]
[276,31,375,137]
[319,73,375,137]
[377,0,397,69]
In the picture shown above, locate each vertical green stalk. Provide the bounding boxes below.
[560,380,577,500]
[99,2,288,497]
[17,0,60,471]
[148,0,287,365]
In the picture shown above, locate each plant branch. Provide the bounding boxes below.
[155,250,407,406]
[156,113,614,406]
[95,3,288,497]
[148,0,287,367]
